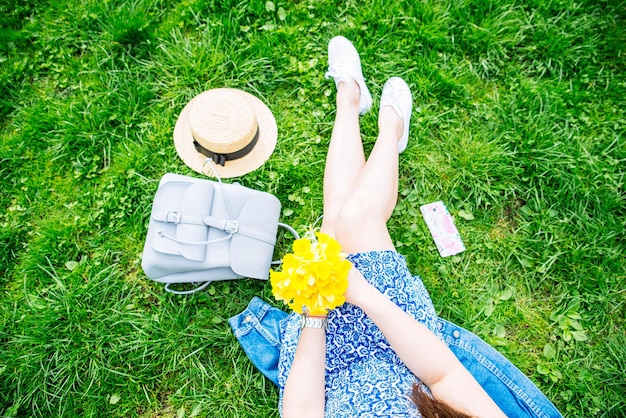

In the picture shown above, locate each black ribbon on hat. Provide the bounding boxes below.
[193,128,260,166]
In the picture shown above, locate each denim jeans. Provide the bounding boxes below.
[228,297,562,418]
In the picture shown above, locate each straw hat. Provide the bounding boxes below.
[173,88,277,178]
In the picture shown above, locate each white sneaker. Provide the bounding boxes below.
[325,36,373,115]
[380,77,412,153]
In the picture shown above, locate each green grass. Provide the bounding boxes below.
[1,0,624,416]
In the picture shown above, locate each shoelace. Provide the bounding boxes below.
[383,87,405,119]
[325,68,359,81]
[324,56,363,81]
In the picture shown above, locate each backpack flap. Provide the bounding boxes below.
[149,180,215,262]
[229,188,281,280]
[177,181,216,261]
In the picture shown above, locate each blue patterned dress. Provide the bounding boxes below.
[277,250,443,417]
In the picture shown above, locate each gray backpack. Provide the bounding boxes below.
[142,173,297,294]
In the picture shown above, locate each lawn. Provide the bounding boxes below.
[1,0,624,417]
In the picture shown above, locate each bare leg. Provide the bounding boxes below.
[320,80,366,237]
[334,106,404,253]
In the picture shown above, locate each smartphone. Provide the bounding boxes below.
[420,201,466,257]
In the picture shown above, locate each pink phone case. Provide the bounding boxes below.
[420,201,466,257]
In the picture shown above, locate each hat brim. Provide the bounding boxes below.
[173,88,277,178]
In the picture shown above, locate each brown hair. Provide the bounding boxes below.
[411,383,474,418]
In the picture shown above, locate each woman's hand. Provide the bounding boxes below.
[282,316,327,418]
[344,266,376,307]
[346,266,506,417]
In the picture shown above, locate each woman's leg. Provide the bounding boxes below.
[320,36,372,237]
[320,80,366,237]
[334,78,412,253]
[333,108,403,252]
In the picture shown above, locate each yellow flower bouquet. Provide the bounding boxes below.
[270,232,351,315]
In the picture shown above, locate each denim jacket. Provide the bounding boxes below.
[229,296,562,418]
